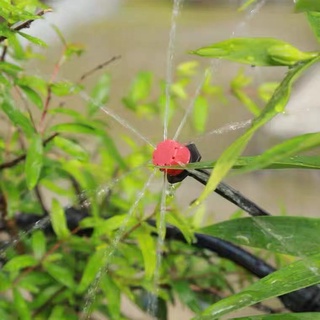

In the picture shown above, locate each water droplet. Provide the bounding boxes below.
[235,235,250,244]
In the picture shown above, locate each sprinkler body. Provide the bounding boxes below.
[152,139,201,183]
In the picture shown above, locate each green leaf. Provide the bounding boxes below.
[51,122,97,135]
[182,155,320,171]
[87,73,111,116]
[195,56,320,205]
[43,262,75,289]
[123,71,152,110]
[191,38,317,66]
[198,252,320,319]
[51,81,82,96]
[100,275,121,319]
[53,136,88,161]
[50,198,70,239]
[19,85,43,109]
[3,254,37,272]
[25,134,44,190]
[31,230,46,260]
[233,313,320,320]
[77,248,105,293]
[231,70,260,116]
[193,96,208,133]
[13,288,31,320]
[238,132,320,174]
[173,280,201,313]
[0,61,23,75]
[307,11,320,43]
[295,0,320,12]
[18,31,47,47]
[200,216,320,256]
[137,232,157,280]
[1,95,35,136]
[49,305,66,320]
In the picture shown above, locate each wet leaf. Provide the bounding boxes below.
[53,136,88,161]
[233,313,320,320]
[3,254,38,272]
[193,96,208,133]
[195,56,320,205]
[191,38,317,66]
[50,198,70,239]
[258,82,278,102]
[200,216,320,256]
[43,262,75,289]
[13,288,31,320]
[137,232,156,280]
[87,73,111,116]
[31,230,46,260]
[198,252,320,319]
[25,134,43,190]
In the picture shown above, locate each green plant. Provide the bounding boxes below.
[1,1,320,320]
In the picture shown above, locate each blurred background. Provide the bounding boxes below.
[23,1,320,318]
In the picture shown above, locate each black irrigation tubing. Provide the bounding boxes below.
[4,208,319,312]
[188,168,271,217]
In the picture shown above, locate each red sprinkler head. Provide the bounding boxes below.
[152,139,191,176]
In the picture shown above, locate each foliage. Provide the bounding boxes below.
[1,1,320,320]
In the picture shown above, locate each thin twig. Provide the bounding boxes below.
[0,133,58,171]
[78,55,121,83]
[0,9,52,43]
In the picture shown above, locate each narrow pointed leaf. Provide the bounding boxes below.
[238,132,320,174]
[53,136,88,161]
[13,288,31,320]
[200,216,320,256]
[233,313,320,320]
[1,95,35,136]
[18,31,47,47]
[195,56,320,205]
[307,11,320,43]
[77,248,105,293]
[25,134,43,190]
[3,255,37,272]
[198,252,320,319]
[50,198,70,239]
[43,262,75,289]
[191,38,317,66]
[137,232,156,280]
[87,73,111,116]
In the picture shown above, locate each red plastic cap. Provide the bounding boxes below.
[152,139,191,176]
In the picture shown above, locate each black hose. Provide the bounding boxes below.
[11,209,320,312]
[188,169,270,216]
